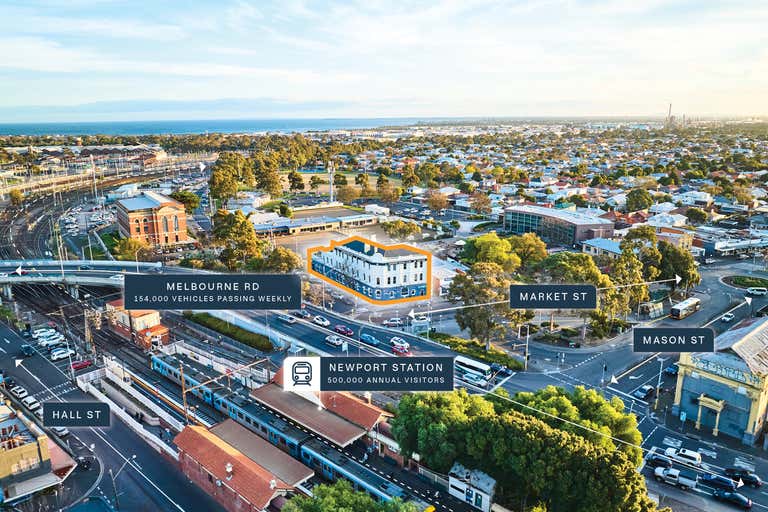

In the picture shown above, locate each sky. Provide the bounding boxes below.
[0,0,766,122]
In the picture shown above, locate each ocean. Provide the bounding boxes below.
[0,118,453,136]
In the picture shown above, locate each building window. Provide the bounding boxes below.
[163,217,169,232]
[174,215,179,230]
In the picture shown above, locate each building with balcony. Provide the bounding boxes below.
[309,236,431,304]
[116,191,188,248]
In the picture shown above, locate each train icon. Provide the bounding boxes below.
[291,361,313,386]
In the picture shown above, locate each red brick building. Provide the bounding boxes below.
[105,299,169,349]
[116,191,188,248]
[175,420,313,512]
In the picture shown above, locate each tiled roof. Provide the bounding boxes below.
[174,425,289,510]
[318,392,390,430]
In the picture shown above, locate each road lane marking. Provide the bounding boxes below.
[662,436,683,449]
[3,338,9,344]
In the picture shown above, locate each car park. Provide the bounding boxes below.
[360,333,381,346]
[51,348,75,361]
[725,468,763,487]
[701,473,737,491]
[633,385,654,400]
[325,335,343,347]
[712,490,753,509]
[721,313,735,322]
[71,360,94,371]
[21,396,41,411]
[334,325,354,336]
[277,314,297,324]
[313,315,330,327]
[10,386,28,399]
[664,447,702,467]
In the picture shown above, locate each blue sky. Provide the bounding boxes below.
[0,0,766,121]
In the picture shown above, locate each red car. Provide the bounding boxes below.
[71,360,93,371]
[334,325,354,336]
[392,345,412,357]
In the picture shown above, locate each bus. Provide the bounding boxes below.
[670,297,701,320]
[454,355,492,381]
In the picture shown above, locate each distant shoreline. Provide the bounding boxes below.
[0,116,672,137]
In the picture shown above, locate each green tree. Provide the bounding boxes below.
[113,238,149,261]
[426,190,448,211]
[611,249,648,313]
[620,226,662,281]
[278,203,293,218]
[309,175,323,194]
[336,185,360,204]
[507,233,547,269]
[287,170,305,192]
[625,188,653,212]
[334,173,348,186]
[659,241,701,290]
[470,192,492,215]
[401,166,419,190]
[685,207,707,225]
[169,190,201,213]
[381,220,422,240]
[258,246,302,273]
[471,232,521,273]
[449,262,523,350]
[212,209,267,270]
[9,189,24,207]
[208,167,239,205]
[283,480,418,512]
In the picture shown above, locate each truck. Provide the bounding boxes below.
[654,467,698,490]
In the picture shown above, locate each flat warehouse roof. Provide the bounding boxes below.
[250,383,366,447]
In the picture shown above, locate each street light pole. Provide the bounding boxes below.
[654,357,667,411]
[110,454,136,510]
[524,324,530,371]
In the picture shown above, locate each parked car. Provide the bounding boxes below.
[52,426,70,437]
[325,335,343,347]
[664,447,703,467]
[313,315,330,327]
[21,396,41,411]
[51,348,75,361]
[721,313,736,322]
[31,328,56,339]
[664,364,679,376]
[71,360,94,371]
[382,318,405,328]
[277,314,297,325]
[713,490,753,509]
[633,385,655,400]
[725,468,763,488]
[360,333,381,347]
[654,467,698,490]
[46,342,67,353]
[334,325,354,336]
[10,386,28,399]
[646,453,672,469]
[701,473,737,491]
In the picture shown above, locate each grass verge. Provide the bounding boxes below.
[428,332,524,370]
[183,311,274,352]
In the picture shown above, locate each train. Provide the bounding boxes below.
[150,354,408,503]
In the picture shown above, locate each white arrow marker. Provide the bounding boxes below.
[610,374,619,385]
[15,359,24,368]
[746,297,753,306]
[14,265,22,276]
[407,309,415,319]
[737,478,744,489]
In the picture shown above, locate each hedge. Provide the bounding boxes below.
[183,312,274,352]
[429,333,524,370]
[731,276,768,288]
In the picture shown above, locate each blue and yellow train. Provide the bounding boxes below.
[151,354,406,502]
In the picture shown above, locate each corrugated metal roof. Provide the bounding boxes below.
[715,316,768,375]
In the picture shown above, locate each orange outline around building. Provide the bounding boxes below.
[306,235,432,306]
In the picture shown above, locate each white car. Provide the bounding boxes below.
[32,328,56,339]
[109,274,125,281]
[21,396,41,411]
[389,336,410,350]
[10,386,29,399]
[313,315,330,327]
[721,313,735,322]
[325,335,343,347]
[52,426,70,437]
[51,348,75,361]
[663,447,702,467]
[462,373,487,388]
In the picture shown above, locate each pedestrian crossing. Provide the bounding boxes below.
[33,382,77,402]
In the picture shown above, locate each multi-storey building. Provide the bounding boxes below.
[310,237,431,304]
[116,191,188,248]
[105,299,169,349]
[503,205,614,246]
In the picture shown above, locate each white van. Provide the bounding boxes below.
[21,396,41,411]
[747,287,768,296]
